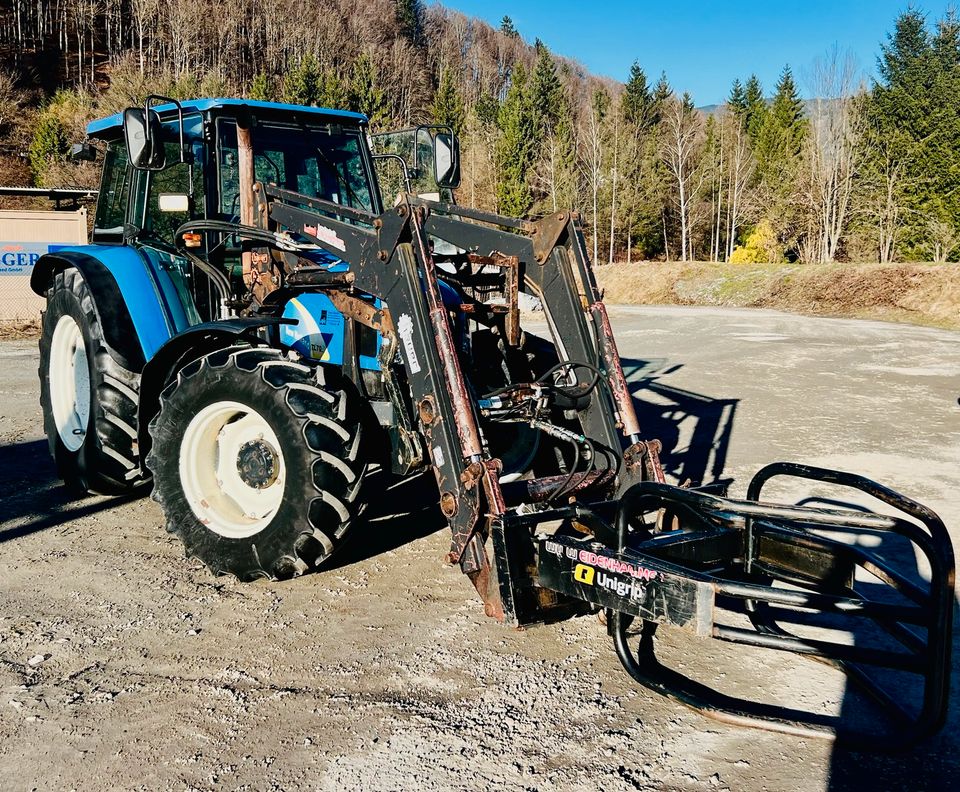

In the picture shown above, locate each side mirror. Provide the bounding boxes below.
[123,106,165,170]
[433,132,460,189]
[68,142,97,162]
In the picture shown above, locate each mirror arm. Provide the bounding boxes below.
[145,93,193,195]
[371,153,412,193]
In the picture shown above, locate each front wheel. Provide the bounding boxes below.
[146,346,367,580]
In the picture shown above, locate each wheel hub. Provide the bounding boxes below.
[236,439,280,489]
[178,401,286,538]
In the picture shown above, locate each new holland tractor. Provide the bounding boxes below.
[32,96,954,745]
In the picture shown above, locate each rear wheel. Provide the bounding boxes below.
[38,267,146,493]
[146,346,367,580]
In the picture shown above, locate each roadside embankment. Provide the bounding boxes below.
[595,261,960,330]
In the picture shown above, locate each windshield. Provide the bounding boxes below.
[217,120,374,219]
[371,127,455,202]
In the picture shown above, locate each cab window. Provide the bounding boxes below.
[217,120,374,220]
[92,141,130,242]
[142,137,205,244]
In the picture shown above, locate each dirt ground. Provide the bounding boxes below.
[1,305,958,791]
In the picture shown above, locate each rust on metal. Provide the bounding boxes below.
[590,300,642,440]
[237,119,256,290]
[500,469,616,504]
[468,558,504,622]
[643,438,666,484]
[531,211,570,264]
[408,209,483,460]
[418,396,437,425]
[503,254,520,346]
[440,491,458,517]
[324,290,394,335]
[463,252,520,345]
[460,461,484,491]
[623,440,666,485]
[481,459,507,517]
[287,269,356,287]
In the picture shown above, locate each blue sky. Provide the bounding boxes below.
[439,1,956,104]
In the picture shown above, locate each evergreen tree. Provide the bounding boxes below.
[283,55,319,106]
[29,112,68,185]
[650,71,671,126]
[395,0,425,46]
[878,8,930,87]
[475,93,500,128]
[743,74,766,140]
[622,61,654,127]
[349,53,389,127]
[529,41,563,133]
[727,78,747,117]
[500,16,519,39]
[866,8,960,257]
[249,71,276,102]
[432,68,465,135]
[551,92,578,208]
[317,69,348,110]
[496,64,534,216]
[753,65,807,247]
[755,66,806,170]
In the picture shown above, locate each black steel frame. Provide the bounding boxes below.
[532,462,953,746]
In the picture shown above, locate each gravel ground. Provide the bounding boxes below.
[0,305,958,791]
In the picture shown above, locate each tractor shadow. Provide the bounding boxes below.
[618,359,958,773]
[0,437,139,543]
[620,357,738,490]
[324,468,446,570]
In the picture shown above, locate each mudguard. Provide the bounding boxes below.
[136,317,295,458]
[31,246,177,370]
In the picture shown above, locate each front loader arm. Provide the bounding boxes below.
[202,186,658,618]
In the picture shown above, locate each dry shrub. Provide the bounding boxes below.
[0,319,40,339]
[597,261,960,330]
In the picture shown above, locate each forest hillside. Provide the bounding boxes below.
[0,1,958,267]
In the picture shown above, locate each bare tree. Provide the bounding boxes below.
[801,49,865,263]
[580,90,607,264]
[724,115,752,260]
[661,95,706,261]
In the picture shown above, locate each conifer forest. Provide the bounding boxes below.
[1,1,958,263]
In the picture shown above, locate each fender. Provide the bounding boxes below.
[136,317,295,459]
[31,246,175,371]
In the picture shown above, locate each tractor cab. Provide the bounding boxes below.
[83,97,460,327]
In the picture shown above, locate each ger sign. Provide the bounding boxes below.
[0,243,66,275]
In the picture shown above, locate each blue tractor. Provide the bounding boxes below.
[32,96,954,744]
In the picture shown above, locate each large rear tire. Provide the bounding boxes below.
[146,346,366,580]
[38,267,146,494]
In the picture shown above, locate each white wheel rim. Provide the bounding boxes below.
[179,401,286,539]
[49,314,90,452]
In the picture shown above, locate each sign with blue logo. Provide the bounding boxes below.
[0,243,67,275]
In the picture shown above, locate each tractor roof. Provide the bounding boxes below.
[86,98,368,137]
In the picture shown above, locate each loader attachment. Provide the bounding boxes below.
[520,462,955,747]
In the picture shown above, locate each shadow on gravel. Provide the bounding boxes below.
[621,357,738,489]
[324,469,446,571]
[826,582,960,790]
[0,437,139,542]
